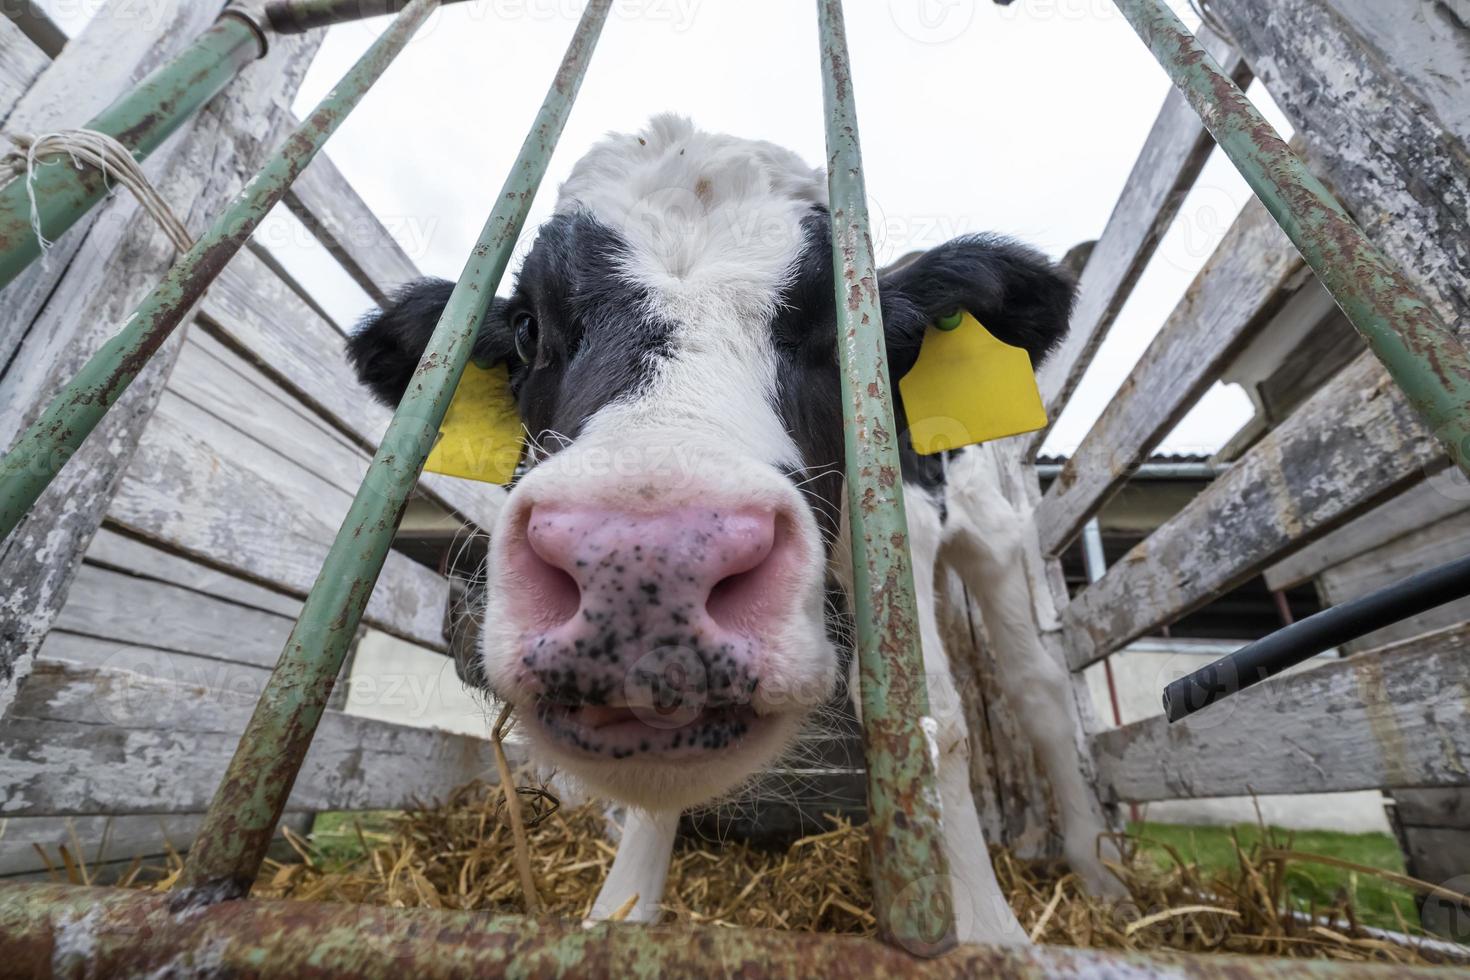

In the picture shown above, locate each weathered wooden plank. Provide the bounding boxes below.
[1208,0,1470,330]
[199,250,505,531]
[283,143,420,307]
[1091,622,1470,802]
[245,238,345,333]
[0,26,321,716]
[1062,352,1441,670]
[0,15,48,128]
[1252,308,1364,424]
[38,632,274,693]
[170,329,389,502]
[1035,200,1305,556]
[1321,511,1470,603]
[0,812,313,879]
[107,390,450,650]
[174,329,488,572]
[1,661,503,817]
[1025,26,1248,449]
[1326,0,1470,145]
[1264,481,1470,593]
[86,527,304,618]
[1394,789,1470,832]
[53,565,294,669]
[1394,825,1470,902]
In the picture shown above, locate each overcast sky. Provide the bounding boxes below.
[43,0,1295,455]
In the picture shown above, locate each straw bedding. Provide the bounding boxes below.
[85,773,1466,965]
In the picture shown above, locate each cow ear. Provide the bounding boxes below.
[346,277,514,406]
[878,234,1075,379]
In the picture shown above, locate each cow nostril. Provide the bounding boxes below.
[706,511,792,633]
[514,511,583,629]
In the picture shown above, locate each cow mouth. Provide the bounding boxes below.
[530,700,763,761]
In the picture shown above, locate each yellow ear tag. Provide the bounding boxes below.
[898,310,1047,455]
[423,362,524,484]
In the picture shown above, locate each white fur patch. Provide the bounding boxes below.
[556,115,827,466]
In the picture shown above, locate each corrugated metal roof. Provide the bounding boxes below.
[1035,451,1213,467]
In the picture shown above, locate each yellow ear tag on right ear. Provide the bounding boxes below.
[898,311,1047,455]
[423,362,524,485]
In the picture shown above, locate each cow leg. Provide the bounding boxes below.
[589,807,680,922]
[941,451,1123,899]
[864,487,1028,945]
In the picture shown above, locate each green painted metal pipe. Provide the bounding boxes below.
[1113,0,1470,476]
[174,0,612,900]
[0,0,437,542]
[0,12,266,293]
[816,0,955,956]
[265,0,474,33]
[4,883,1458,980]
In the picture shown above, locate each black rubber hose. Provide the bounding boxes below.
[1163,551,1470,723]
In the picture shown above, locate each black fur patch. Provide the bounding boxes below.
[512,211,675,449]
[768,212,1075,532]
[345,212,673,453]
[346,206,1074,535]
[345,279,513,405]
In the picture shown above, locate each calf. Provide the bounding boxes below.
[348,115,1117,943]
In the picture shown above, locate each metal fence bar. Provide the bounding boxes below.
[265,0,474,32]
[0,0,438,544]
[1112,0,1470,477]
[0,12,265,293]
[174,0,611,899]
[816,0,955,955]
[9,882,1459,978]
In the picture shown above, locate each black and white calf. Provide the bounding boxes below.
[348,115,1119,943]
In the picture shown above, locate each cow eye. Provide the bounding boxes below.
[512,312,539,363]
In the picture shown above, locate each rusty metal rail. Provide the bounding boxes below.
[0,11,265,293]
[817,0,955,955]
[2,883,1454,979]
[0,0,440,543]
[0,0,483,295]
[173,0,612,899]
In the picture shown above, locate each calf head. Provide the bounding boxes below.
[348,116,1072,810]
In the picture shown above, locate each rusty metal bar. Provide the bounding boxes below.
[816,0,954,956]
[264,0,474,33]
[1112,0,1470,478]
[1,883,1453,979]
[174,0,611,900]
[0,11,266,293]
[0,0,436,544]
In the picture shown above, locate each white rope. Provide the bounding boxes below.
[1,129,193,256]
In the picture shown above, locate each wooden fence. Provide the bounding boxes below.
[1,0,1466,905]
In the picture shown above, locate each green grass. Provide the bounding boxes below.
[1129,821,1419,932]
[306,810,400,868]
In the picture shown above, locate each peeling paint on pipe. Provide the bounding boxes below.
[817,0,955,955]
[173,0,612,900]
[0,0,439,543]
[1,883,1450,979]
[0,14,264,293]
